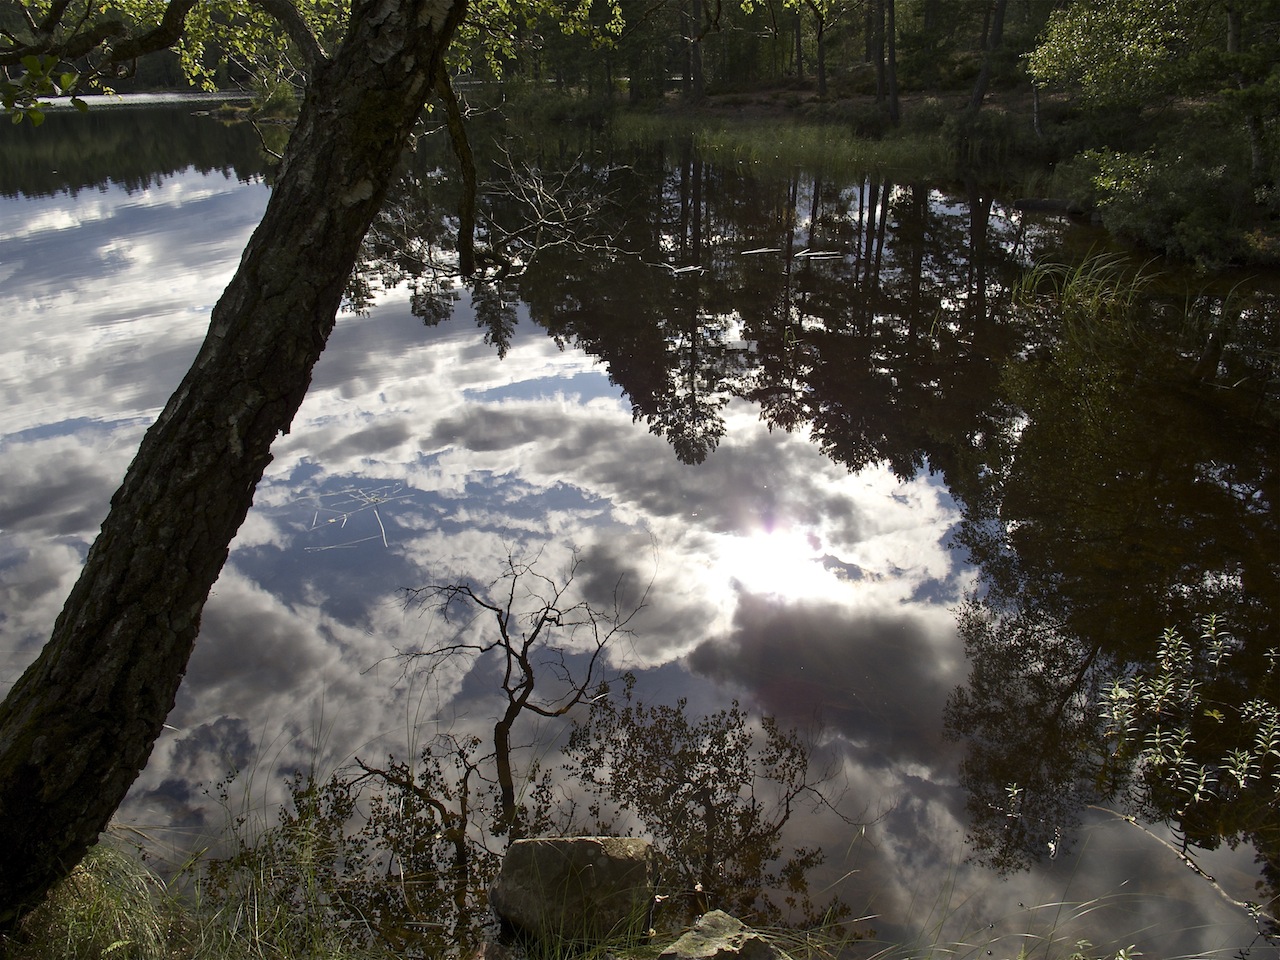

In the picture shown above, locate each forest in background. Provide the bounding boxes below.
[31,0,1280,266]
[485,0,1280,267]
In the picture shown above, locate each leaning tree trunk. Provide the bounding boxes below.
[0,0,468,923]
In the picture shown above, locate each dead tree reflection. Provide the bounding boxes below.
[390,549,648,840]
[201,552,861,955]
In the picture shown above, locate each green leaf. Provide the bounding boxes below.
[28,107,44,126]
[72,97,88,113]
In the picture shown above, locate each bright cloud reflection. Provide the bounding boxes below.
[715,525,831,600]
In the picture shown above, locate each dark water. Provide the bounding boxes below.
[1,103,1277,957]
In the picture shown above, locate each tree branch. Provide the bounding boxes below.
[249,0,328,70]
[93,0,197,62]
[1089,805,1280,932]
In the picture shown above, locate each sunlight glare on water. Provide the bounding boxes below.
[718,525,830,601]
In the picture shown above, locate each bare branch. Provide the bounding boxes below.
[396,547,652,839]
[1089,805,1280,932]
[354,757,455,823]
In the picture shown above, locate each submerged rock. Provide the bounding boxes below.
[489,836,655,944]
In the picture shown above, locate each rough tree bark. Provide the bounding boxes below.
[0,0,468,923]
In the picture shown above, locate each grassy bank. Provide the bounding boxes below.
[608,112,951,178]
[499,82,1053,183]
[1,835,1187,960]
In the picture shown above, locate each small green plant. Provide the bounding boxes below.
[252,78,300,119]
[1097,615,1280,937]
[1099,615,1279,820]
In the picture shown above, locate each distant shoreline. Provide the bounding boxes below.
[41,90,254,111]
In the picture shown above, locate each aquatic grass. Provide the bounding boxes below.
[609,113,950,177]
[1014,254,1155,329]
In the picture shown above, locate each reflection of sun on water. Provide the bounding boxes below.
[718,526,838,602]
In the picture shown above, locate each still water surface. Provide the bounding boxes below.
[1,103,1277,957]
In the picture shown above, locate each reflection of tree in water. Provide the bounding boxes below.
[0,104,270,197]
[347,128,1035,472]
[565,674,856,929]
[944,260,1280,931]
[336,133,1280,924]
[200,553,856,956]
[346,126,624,361]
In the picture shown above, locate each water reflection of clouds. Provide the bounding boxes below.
[1,165,1261,959]
[690,594,959,771]
[0,171,268,433]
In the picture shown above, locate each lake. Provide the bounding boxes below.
[1,100,1277,957]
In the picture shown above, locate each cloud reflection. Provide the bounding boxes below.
[0,155,1261,959]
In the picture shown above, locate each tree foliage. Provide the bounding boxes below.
[1027,0,1214,107]
[1028,0,1280,261]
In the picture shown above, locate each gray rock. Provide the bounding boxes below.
[489,837,655,944]
[658,911,794,960]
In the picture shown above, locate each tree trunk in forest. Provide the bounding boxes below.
[968,0,1006,113]
[1225,4,1268,185]
[922,0,938,33]
[863,3,873,64]
[691,0,705,102]
[885,0,899,123]
[813,12,826,97]
[872,0,886,104]
[682,0,704,101]
[793,7,803,81]
[0,0,468,924]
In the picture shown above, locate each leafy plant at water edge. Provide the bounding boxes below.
[1099,615,1280,935]
[1066,147,1258,267]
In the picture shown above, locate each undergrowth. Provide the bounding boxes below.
[0,836,1197,960]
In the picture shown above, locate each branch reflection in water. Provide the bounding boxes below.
[199,552,861,958]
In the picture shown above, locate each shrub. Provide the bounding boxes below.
[1075,148,1254,266]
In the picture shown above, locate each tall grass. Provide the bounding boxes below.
[1,839,187,960]
[609,113,951,177]
[2,835,1230,960]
